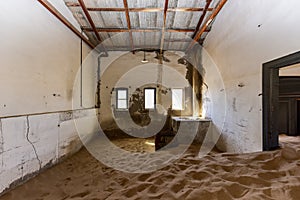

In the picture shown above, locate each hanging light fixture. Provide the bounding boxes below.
[141,50,149,63]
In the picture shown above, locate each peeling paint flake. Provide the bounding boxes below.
[59,111,73,122]
[73,110,89,119]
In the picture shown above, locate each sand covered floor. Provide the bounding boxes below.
[1,136,300,200]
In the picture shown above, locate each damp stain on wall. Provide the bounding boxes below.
[178,56,204,115]
[128,88,151,127]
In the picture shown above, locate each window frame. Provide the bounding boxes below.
[116,88,128,110]
[171,88,185,111]
[144,88,156,110]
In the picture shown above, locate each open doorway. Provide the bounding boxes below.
[263,51,300,150]
[278,74,300,135]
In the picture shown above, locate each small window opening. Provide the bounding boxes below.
[116,88,128,109]
[172,88,184,110]
[144,88,156,109]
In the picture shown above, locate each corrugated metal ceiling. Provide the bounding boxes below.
[63,0,224,51]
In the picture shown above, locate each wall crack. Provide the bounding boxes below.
[26,116,42,170]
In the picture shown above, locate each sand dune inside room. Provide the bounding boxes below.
[1,136,300,200]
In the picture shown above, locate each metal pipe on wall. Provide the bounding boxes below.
[80,36,83,107]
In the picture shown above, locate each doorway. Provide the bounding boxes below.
[262,51,300,150]
[278,76,300,136]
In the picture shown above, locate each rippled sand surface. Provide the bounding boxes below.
[1,136,300,200]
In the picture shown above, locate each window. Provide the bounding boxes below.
[144,88,156,109]
[116,88,128,109]
[172,88,184,110]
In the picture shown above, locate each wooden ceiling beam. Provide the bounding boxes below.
[164,38,191,42]
[193,0,228,43]
[192,0,212,39]
[163,0,169,28]
[88,7,125,12]
[159,0,169,57]
[130,8,162,12]
[65,3,213,12]
[168,7,213,12]
[84,28,130,32]
[129,7,213,12]
[37,0,95,49]
[166,28,195,32]
[123,0,134,51]
[78,0,102,42]
[82,27,200,33]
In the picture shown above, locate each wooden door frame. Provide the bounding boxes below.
[263,51,300,150]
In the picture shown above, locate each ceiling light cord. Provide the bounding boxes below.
[141,50,149,63]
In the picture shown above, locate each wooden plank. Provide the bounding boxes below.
[130,8,163,12]
[193,0,228,42]
[65,3,214,12]
[164,38,191,42]
[130,7,213,12]
[123,0,134,51]
[192,0,212,39]
[166,28,195,32]
[85,28,130,32]
[83,27,196,32]
[168,7,213,12]
[38,0,95,49]
[160,0,169,55]
[88,7,125,12]
[78,0,102,42]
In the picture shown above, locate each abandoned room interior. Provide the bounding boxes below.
[1,0,300,199]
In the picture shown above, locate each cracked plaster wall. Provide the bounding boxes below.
[0,110,97,194]
[0,0,98,194]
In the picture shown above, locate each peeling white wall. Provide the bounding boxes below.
[204,0,300,152]
[0,0,98,194]
[99,51,191,131]
[200,49,226,149]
